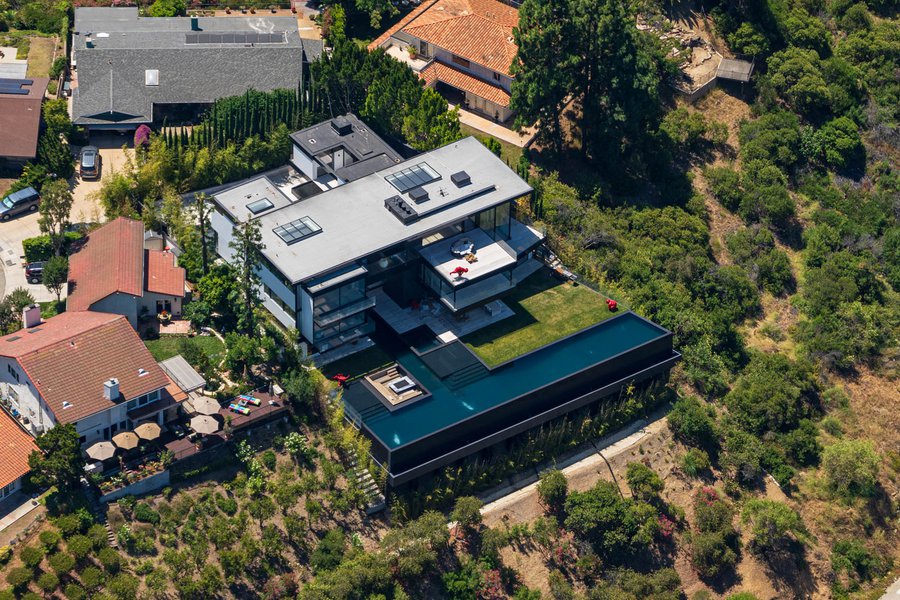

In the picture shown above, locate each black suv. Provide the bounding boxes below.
[79,146,101,180]
[25,262,44,284]
[0,187,40,221]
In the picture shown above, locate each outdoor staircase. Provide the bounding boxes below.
[85,488,118,549]
[348,456,387,515]
[445,362,489,390]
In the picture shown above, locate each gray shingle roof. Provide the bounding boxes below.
[72,8,316,126]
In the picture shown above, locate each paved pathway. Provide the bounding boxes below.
[454,106,536,148]
[882,577,900,599]
[479,407,669,525]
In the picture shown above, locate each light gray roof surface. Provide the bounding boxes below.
[717,58,754,82]
[159,354,206,392]
[214,175,294,222]
[72,8,312,125]
[254,136,533,284]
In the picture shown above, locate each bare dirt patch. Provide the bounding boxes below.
[25,36,57,78]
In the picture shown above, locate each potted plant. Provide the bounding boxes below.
[407,46,418,59]
[157,310,171,324]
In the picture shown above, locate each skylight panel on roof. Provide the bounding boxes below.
[145,69,159,86]
[385,162,440,193]
[247,198,274,214]
[273,216,322,245]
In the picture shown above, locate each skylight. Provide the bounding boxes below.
[273,217,322,245]
[145,69,159,86]
[385,162,440,194]
[247,198,274,214]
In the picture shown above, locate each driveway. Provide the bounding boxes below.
[0,133,129,300]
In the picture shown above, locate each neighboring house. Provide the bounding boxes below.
[67,217,186,328]
[369,0,518,123]
[71,7,323,131]
[0,408,40,504]
[0,308,173,445]
[208,115,542,356]
[0,77,50,165]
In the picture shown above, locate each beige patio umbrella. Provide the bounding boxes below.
[112,431,139,450]
[85,441,116,461]
[191,395,221,416]
[189,415,220,435]
[134,422,161,441]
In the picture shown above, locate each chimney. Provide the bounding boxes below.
[22,304,41,329]
[103,378,120,401]
[190,16,200,31]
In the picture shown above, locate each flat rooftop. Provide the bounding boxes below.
[213,175,294,222]
[289,113,402,181]
[255,136,533,284]
[419,228,516,287]
[343,311,670,449]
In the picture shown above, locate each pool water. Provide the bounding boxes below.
[360,312,667,448]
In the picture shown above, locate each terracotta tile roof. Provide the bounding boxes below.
[0,78,49,160]
[0,409,39,489]
[145,250,185,297]
[420,61,511,107]
[0,312,170,425]
[67,218,146,312]
[370,0,518,74]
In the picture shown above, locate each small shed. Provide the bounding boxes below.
[716,59,754,83]
[159,354,206,393]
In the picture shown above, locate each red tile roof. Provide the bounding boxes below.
[0,312,170,425]
[67,218,146,312]
[0,410,39,490]
[420,61,511,107]
[0,78,49,160]
[145,250,185,297]
[370,0,519,74]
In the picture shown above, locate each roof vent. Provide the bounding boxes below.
[138,368,148,377]
[451,171,471,187]
[62,401,73,410]
[308,138,316,144]
[331,117,352,136]
[86,36,94,48]
[408,187,429,203]
[385,196,417,224]
[191,16,200,31]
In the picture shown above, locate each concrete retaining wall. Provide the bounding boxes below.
[100,470,170,503]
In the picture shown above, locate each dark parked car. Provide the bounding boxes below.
[25,262,44,284]
[0,187,40,221]
[79,146,101,180]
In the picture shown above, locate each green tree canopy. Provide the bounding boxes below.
[28,424,84,491]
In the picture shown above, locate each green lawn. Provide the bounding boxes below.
[463,269,618,367]
[320,345,394,381]
[144,335,225,363]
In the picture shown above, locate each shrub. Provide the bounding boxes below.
[451,496,484,531]
[107,573,139,599]
[537,469,568,514]
[79,566,104,591]
[705,166,744,212]
[37,571,59,593]
[19,545,45,569]
[87,524,109,549]
[311,529,346,573]
[831,538,887,585]
[822,439,880,497]
[0,546,10,563]
[39,530,61,550]
[67,535,93,560]
[5,567,32,589]
[22,232,83,263]
[54,515,81,539]
[261,450,277,471]
[98,547,122,573]
[215,494,238,516]
[133,503,160,524]
[625,462,664,502]
[0,589,13,600]
[668,396,717,449]
[48,551,75,574]
[741,499,807,552]
[680,448,711,477]
[64,583,86,600]
[820,416,843,437]
[691,531,737,578]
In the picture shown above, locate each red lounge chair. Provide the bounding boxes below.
[333,374,349,386]
[606,299,618,311]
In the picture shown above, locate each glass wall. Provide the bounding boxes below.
[474,202,511,240]
[311,277,369,345]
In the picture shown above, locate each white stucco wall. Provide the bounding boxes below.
[299,287,314,344]
[291,145,319,180]
[141,292,183,318]
[210,208,237,263]
[0,357,56,436]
